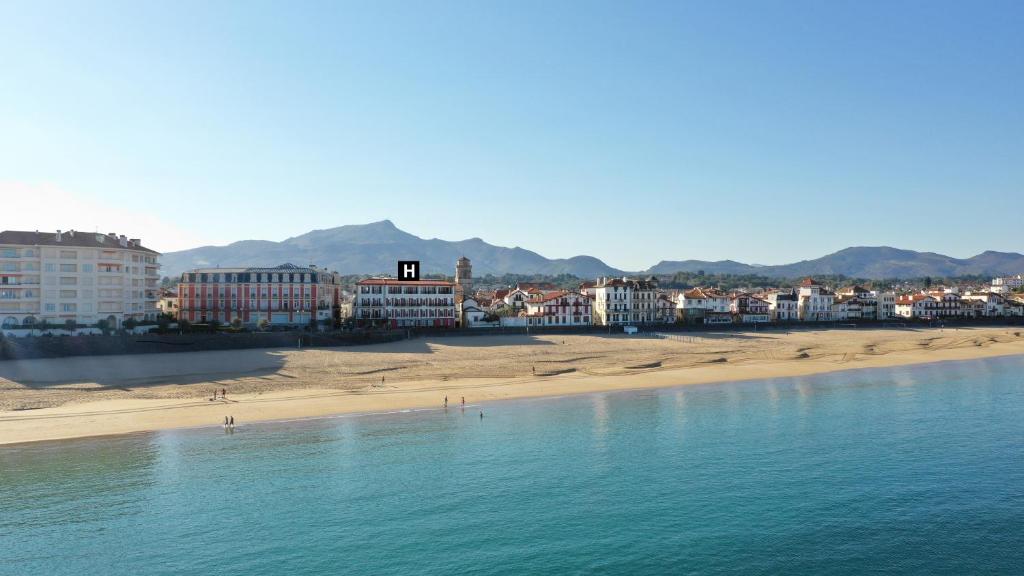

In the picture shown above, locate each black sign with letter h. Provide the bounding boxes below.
[398,261,420,281]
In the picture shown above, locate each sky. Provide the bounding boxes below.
[1,1,1021,270]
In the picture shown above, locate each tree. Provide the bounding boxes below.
[230,318,243,330]
[123,318,138,331]
[208,319,222,332]
[96,319,112,336]
[157,315,171,332]
[64,319,76,333]
[258,319,270,331]
[177,319,192,333]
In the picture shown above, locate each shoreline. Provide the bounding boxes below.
[3,328,1024,446]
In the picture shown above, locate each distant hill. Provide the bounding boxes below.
[645,247,1024,279]
[161,223,1024,281]
[160,220,625,278]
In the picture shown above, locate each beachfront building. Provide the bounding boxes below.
[677,287,732,325]
[354,278,456,328]
[874,290,897,320]
[0,229,160,330]
[960,292,1006,317]
[730,293,770,323]
[764,290,799,322]
[178,263,341,327]
[894,294,938,319]
[458,296,490,327]
[926,290,961,318]
[157,289,179,319]
[523,290,593,326]
[656,293,678,323]
[797,278,835,322]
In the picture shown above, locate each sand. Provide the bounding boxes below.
[2,326,1023,445]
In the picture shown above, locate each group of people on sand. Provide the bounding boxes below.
[211,388,228,401]
[223,415,235,428]
[443,395,483,419]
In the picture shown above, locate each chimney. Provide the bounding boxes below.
[119,235,127,247]
[56,229,62,242]
[68,229,75,237]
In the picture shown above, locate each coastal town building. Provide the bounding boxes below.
[656,293,678,323]
[354,278,456,328]
[455,256,473,295]
[730,293,770,323]
[895,294,938,319]
[157,290,179,319]
[523,290,593,326]
[677,287,732,325]
[960,292,1006,317]
[1,229,161,329]
[764,291,799,322]
[592,277,663,325]
[177,263,341,326]
[797,278,834,322]
[991,274,1023,294]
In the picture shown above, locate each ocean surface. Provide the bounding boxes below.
[2,356,1023,575]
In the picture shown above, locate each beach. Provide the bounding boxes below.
[2,326,1023,445]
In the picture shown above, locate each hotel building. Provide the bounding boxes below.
[523,290,593,326]
[354,278,456,328]
[1,229,160,329]
[177,263,341,326]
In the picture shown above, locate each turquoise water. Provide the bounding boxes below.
[2,356,1023,575]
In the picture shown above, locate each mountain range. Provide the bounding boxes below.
[160,220,1024,280]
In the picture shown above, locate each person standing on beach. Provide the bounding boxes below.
[221,388,227,399]
[444,396,448,408]
[224,416,229,427]
[229,416,234,427]
[461,396,465,407]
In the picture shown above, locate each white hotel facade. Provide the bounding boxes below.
[0,230,160,329]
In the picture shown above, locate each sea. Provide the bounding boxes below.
[2,355,1023,575]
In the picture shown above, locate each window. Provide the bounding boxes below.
[59,264,77,272]
[59,250,77,259]
[45,303,56,312]
[60,290,77,299]
[44,263,56,272]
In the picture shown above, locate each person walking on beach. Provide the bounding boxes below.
[480,410,484,420]
[444,395,448,408]
[229,416,234,427]
[461,396,465,407]
[381,375,385,386]
[224,416,229,427]
[221,388,227,399]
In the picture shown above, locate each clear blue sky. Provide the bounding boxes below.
[1,1,1021,270]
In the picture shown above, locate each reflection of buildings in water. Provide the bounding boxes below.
[590,393,609,449]
[765,380,781,414]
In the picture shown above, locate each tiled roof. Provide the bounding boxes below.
[800,278,821,287]
[0,230,160,254]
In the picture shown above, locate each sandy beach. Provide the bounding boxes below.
[2,326,1023,445]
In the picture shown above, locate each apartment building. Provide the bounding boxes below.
[763,290,799,322]
[0,229,160,329]
[797,278,834,322]
[523,290,593,326]
[177,263,341,326]
[677,287,732,325]
[592,277,663,325]
[730,293,770,323]
[354,278,456,328]
[895,294,939,319]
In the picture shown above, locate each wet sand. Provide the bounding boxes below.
[2,326,1023,445]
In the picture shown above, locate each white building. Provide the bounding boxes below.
[960,292,1006,317]
[523,290,593,326]
[991,274,1023,294]
[894,294,938,319]
[592,277,662,325]
[797,278,834,322]
[1,229,160,329]
[730,293,770,323]
[678,287,732,325]
[354,278,456,328]
[764,291,799,322]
